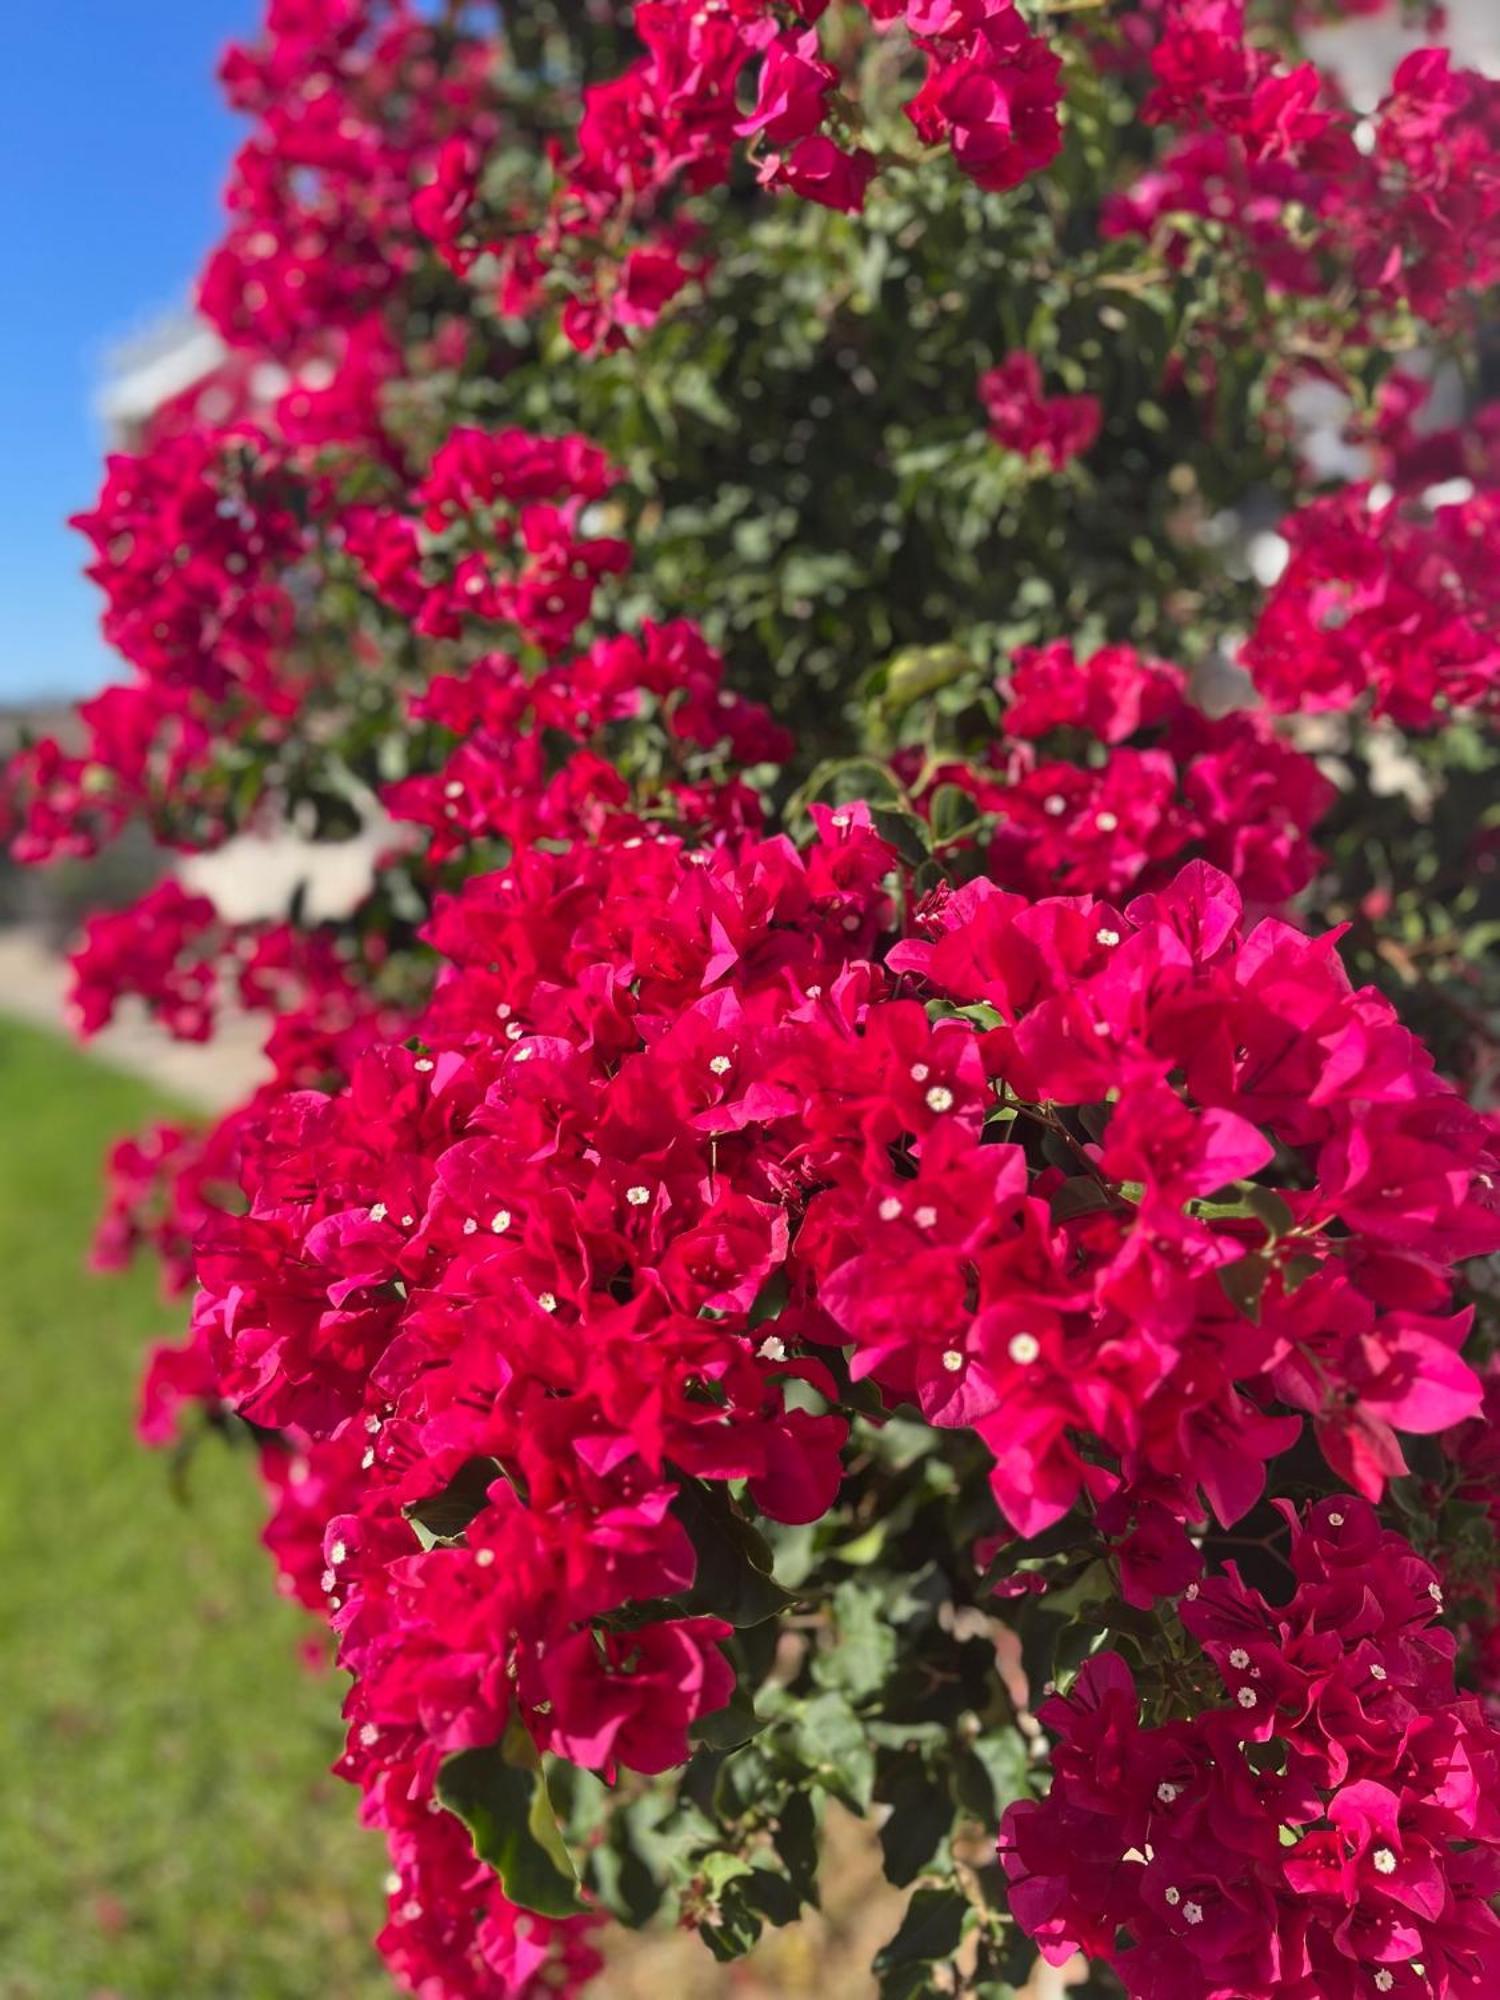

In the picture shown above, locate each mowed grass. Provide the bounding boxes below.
[0,1016,388,1999]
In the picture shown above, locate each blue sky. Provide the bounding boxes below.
[0,2,257,703]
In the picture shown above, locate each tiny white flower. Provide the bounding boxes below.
[400,1214,415,1228]
[1164,1886,1181,1908]
[942,1350,965,1373]
[505,1020,524,1040]
[474,1548,496,1569]
[1370,1663,1388,1682]
[330,1540,347,1566]
[1373,1848,1397,1876]
[320,1569,337,1594]
[757,1335,788,1362]
[626,1185,651,1207]
[1096,811,1120,833]
[462,1218,477,1235]
[1044,793,1068,816]
[1229,1648,1250,1670]
[925,1085,954,1113]
[1183,1901,1203,1926]
[369,1202,388,1222]
[878,1196,903,1222]
[842,913,860,933]
[1236,1687,1257,1709]
[401,1900,423,1923]
[414,1057,434,1073]
[1185,1582,1199,1600]
[443,780,464,800]
[913,1205,938,1230]
[909,1063,930,1082]
[831,812,851,829]
[1008,1332,1041,1365]
[1375,1973,1394,1994]
[495,1002,512,1020]
[383,1870,401,1893]
[1428,1581,1444,1603]
[1156,1782,1179,1805]
[361,1724,381,1746]
[490,1209,511,1234]
[1096,927,1121,947]
[365,1414,382,1433]
[709,1054,733,1075]
[513,1045,533,1062]
[1327,1511,1345,1527]
[537,1292,557,1313]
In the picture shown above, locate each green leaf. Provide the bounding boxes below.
[813,1580,898,1701]
[404,1456,501,1549]
[1243,1184,1295,1244]
[868,804,933,867]
[1049,1176,1115,1223]
[689,1686,766,1752]
[676,1480,798,1627]
[874,1884,969,1997]
[1218,1250,1273,1322]
[790,1692,876,1812]
[875,1749,956,1887]
[772,1788,820,1902]
[437,1716,585,1918]
[928,782,985,845]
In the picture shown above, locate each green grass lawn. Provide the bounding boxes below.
[0,1016,388,1999]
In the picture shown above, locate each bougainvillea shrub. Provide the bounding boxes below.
[9,0,1500,1994]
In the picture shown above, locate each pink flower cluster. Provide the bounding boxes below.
[344,426,629,652]
[384,620,789,865]
[127,774,1496,1991]
[1106,4,1500,325]
[1243,486,1500,727]
[1001,1497,1500,1998]
[418,0,1064,350]
[200,0,500,354]
[901,640,1335,903]
[978,354,1102,472]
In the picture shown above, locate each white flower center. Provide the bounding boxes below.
[1008,1332,1040,1365]
[941,1350,965,1373]
[925,1086,954,1113]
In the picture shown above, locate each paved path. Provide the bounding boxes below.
[0,926,266,1114]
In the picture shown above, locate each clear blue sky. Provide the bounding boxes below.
[0,2,257,703]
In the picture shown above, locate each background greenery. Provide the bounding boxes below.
[0,1017,385,2000]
